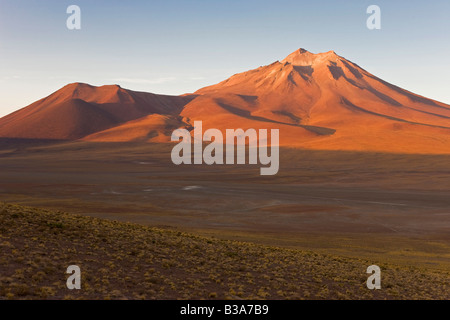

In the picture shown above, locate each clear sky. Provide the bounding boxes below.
[0,0,449,117]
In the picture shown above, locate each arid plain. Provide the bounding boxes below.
[1,140,449,271]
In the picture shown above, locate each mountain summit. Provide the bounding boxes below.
[281,48,338,65]
[1,48,449,153]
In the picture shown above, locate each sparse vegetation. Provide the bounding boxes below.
[0,203,448,300]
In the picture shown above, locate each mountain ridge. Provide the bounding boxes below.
[1,48,449,153]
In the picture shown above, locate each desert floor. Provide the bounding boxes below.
[0,139,449,298]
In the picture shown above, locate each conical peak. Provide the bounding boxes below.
[281,48,339,66]
[282,48,313,60]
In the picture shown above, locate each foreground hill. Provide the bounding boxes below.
[0,203,448,300]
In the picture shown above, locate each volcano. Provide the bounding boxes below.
[1,48,449,153]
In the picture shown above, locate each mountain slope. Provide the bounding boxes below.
[1,202,449,299]
[83,114,187,142]
[0,98,118,140]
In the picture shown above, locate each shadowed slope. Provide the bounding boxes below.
[0,98,118,140]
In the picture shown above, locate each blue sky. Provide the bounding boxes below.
[0,0,449,117]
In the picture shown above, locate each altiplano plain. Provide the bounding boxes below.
[0,141,449,272]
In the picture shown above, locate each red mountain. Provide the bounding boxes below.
[180,49,450,153]
[1,49,449,153]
